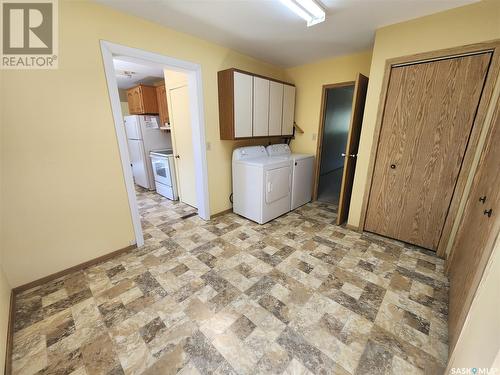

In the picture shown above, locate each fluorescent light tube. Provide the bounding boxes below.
[280,0,325,27]
[298,0,325,20]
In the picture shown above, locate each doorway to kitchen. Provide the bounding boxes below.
[313,74,368,225]
[100,41,210,247]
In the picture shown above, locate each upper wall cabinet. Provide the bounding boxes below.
[269,81,284,136]
[218,68,296,140]
[156,84,169,127]
[253,76,270,137]
[282,84,296,136]
[233,72,253,138]
[126,84,159,115]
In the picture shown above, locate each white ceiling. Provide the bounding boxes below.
[98,0,476,67]
[113,56,164,89]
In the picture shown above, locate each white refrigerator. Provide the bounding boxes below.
[124,115,172,190]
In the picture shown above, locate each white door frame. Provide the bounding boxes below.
[100,40,211,247]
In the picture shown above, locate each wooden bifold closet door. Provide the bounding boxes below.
[448,94,500,351]
[365,53,492,250]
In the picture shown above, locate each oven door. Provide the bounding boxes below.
[151,156,172,187]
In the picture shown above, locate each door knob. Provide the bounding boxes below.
[342,153,357,158]
[341,153,346,157]
[479,196,486,203]
[390,164,396,169]
[175,155,180,159]
[484,208,493,217]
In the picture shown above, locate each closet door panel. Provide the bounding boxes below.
[234,72,253,138]
[269,81,284,136]
[448,97,500,350]
[364,53,491,250]
[253,76,270,137]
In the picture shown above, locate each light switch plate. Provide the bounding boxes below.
[206,142,211,151]
[312,133,317,141]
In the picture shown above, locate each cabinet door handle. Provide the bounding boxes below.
[390,164,396,169]
[479,196,486,203]
[484,208,493,217]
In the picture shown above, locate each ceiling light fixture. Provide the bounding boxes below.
[280,0,325,27]
[116,70,137,79]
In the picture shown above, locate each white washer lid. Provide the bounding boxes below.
[291,153,315,161]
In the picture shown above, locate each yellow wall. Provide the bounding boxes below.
[1,67,12,375]
[447,238,500,371]
[0,266,9,375]
[0,0,285,287]
[348,0,500,228]
[284,51,373,154]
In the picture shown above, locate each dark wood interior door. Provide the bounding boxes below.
[337,74,369,225]
[364,53,491,250]
[448,95,500,350]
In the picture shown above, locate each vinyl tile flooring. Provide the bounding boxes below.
[11,189,449,375]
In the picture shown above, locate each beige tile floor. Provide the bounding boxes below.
[11,188,449,375]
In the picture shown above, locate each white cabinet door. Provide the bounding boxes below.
[233,72,253,138]
[282,84,296,136]
[253,76,270,137]
[269,81,283,136]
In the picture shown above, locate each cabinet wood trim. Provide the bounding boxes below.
[229,68,295,87]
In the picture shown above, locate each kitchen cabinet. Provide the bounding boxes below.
[233,72,253,138]
[156,84,169,127]
[218,68,295,140]
[253,76,270,137]
[269,81,284,136]
[126,84,159,115]
[282,84,296,136]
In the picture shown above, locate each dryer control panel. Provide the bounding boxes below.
[233,146,267,161]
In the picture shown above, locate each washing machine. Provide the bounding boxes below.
[267,144,315,210]
[232,146,292,224]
